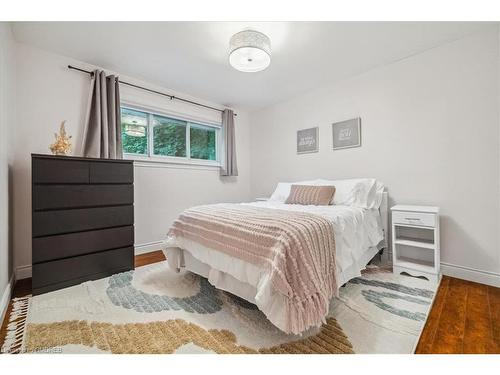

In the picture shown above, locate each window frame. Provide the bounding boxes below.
[121,103,222,167]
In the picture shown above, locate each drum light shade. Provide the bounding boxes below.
[124,122,146,137]
[229,30,271,72]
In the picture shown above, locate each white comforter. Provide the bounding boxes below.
[165,201,384,332]
[243,201,384,275]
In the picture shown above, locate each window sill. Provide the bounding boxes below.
[127,155,222,171]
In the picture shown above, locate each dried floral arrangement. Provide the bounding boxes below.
[49,121,72,155]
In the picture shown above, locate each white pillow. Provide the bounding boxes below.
[315,178,384,208]
[314,179,359,206]
[370,180,385,209]
[269,178,385,208]
[269,180,318,202]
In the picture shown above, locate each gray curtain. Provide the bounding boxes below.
[81,70,123,159]
[220,109,238,176]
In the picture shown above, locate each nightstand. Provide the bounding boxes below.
[391,205,440,283]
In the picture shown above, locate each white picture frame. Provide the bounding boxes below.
[332,118,361,150]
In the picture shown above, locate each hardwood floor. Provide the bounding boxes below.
[134,250,166,268]
[1,252,499,354]
[0,278,32,352]
[415,276,499,353]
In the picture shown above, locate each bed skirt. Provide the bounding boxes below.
[164,243,381,332]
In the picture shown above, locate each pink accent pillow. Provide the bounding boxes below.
[285,185,336,206]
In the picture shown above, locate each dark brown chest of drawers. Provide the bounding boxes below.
[32,154,135,295]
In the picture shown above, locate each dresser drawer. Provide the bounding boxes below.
[33,184,133,210]
[33,158,89,184]
[393,211,436,227]
[32,246,134,292]
[89,161,133,184]
[33,225,134,263]
[33,205,134,237]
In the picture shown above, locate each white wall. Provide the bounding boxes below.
[250,28,500,285]
[12,43,251,278]
[0,23,16,318]
[9,27,500,287]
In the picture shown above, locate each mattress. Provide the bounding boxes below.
[164,201,385,332]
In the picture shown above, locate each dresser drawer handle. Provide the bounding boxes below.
[404,217,421,221]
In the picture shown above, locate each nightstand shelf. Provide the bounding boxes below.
[391,205,440,283]
[394,257,435,273]
[393,238,435,250]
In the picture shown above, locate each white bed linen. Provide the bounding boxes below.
[164,201,384,332]
[245,201,384,274]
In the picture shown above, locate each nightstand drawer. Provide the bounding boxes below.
[393,211,436,227]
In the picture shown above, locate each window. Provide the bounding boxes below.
[121,108,148,155]
[121,106,220,165]
[190,124,217,161]
[153,115,187,158]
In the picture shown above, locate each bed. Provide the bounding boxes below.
[163,178,388,335]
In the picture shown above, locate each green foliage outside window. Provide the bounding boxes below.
[190,126,216,160]
[153,116,187,157]
[121,107,218,161]
[121,127,148,155]
[121,108,148,155]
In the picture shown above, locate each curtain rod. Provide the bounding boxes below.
[67,65,236,116]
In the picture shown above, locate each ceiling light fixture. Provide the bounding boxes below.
[229,30,271,73]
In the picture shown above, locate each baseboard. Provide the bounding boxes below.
[441,262,500,288]
[15,264,32,280]
[135,240,164,255]
[0,275,14,325]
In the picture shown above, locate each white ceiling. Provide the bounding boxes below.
[12,22,494,111]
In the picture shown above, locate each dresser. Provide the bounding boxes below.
[32,154,135,295]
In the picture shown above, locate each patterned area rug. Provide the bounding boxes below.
[2,262,437,354]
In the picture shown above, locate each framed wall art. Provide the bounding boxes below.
[297,127,319,154]
[332,118,361,150]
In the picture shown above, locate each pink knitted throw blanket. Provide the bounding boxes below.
[168,203,337,334]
